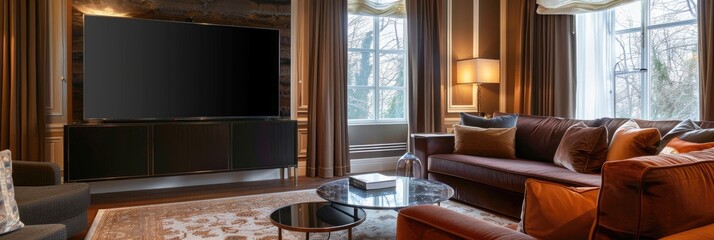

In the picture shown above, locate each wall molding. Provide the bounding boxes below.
[499,0,507,112]
[446,0,478,113]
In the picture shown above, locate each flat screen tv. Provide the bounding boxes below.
[83,15,280,121]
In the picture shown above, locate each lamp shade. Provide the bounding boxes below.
[456,58,500,84]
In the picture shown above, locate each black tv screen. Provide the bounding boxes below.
[83,15,280,121]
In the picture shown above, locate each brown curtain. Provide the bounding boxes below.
[306,0,350,178]
[1,0,47,161]
[406,0,443,134]
[700,0,714,121]
[514,0,575,118]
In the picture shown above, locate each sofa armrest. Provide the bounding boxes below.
[397,205,535,240]
[660,223,714,240]
[11,161,61,186]
[411,133,455,178]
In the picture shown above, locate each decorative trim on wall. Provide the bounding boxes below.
[349,143,407,154]
[298,128,308,158]
[44,136,63,170]
[499,0,507,112]
[447,0,478,113]
[46,0,67,118]
[444,117,461,133]
[473,0,479,58]
[291,1,298,119]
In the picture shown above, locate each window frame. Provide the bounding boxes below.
[347,14,409,125]
[611,0,698,119]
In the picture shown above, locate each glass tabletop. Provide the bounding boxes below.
[270,202,366,232]
[316,176,455,210]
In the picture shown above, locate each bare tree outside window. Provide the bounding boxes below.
[347,15,407,122]
[613,0,699,120]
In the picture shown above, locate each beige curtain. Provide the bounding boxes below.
[536,0,637,14]
[1,0,47,161]
[406,0,443,134]
[348,0,406,18]
[306,0,350,178]
[515,0,575,118]
[700,0,714,121]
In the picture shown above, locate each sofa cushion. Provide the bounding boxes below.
[592,148,714,239]
[460,112,517,128]
[519,179,599,240]
[453,125,516,159]
[599,118,681,142]
[493,113,601,163]
[554,122,609,174]
[14,183,90,227]
[606,119,660,161]
[658,119,701,153]
[660,138,714,154]
[428,154,601,194]
[679,128,714,143]
[0,150,24,235]
[0,224,66,240]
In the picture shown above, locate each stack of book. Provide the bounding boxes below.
[348,173,397,190]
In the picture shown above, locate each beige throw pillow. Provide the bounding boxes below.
[453,125,516,159]
[0,150,24,234]
[606,120,661,161]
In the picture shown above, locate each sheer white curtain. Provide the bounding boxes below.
[537,0,637,14]
[575,10,613,119]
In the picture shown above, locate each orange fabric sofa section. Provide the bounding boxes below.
[592,148,714,239]
[397,204,534,240]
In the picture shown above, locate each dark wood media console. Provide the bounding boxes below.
[63,119,297,182]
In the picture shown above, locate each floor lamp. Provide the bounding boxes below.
[456,58,500,117]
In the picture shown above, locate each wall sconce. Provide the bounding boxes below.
[456,58,500,116]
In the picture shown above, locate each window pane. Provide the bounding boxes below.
[379,53,405,87]
[379,17,405,50]
[650,0,697,25]
[348,88,375,120]
[615,1,641,31]
[615,32,642,71]
[348,15,375,49]
[379,90,405,119]
[615,73,643,119]
[648,25,699,120]
[348,51,375,86]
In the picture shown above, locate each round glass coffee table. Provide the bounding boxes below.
[270,201,366,240]
[316,176,454,210]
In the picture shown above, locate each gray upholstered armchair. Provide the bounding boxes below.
[0,161,90,240]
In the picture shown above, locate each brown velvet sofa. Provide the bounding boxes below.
[411,113,714,219]
[396,148,714,239]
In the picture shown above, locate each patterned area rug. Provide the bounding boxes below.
[87,189,518,240]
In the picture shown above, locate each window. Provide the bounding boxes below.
[347,15,408,123]
[576,0,699,120]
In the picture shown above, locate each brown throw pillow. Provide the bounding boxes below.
[453,125,516,159]
[606,119,661,161]
[518,179,599,240]
[554,122,609,173]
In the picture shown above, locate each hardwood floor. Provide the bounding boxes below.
[71,174,354,239]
